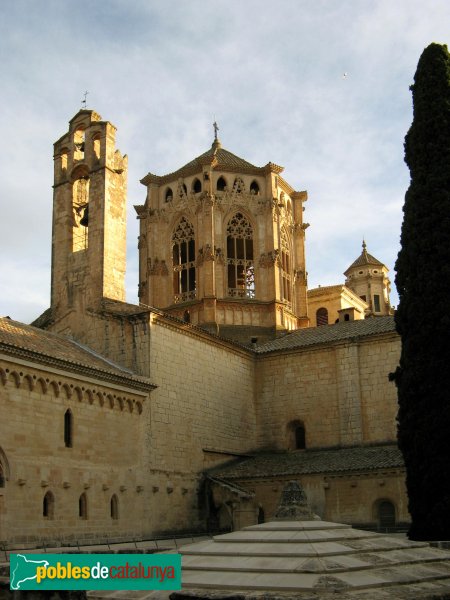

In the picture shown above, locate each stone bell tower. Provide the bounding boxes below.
[136,128,309,343]
[51,110,127,318]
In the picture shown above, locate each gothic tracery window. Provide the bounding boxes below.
[172,217,196,303]
[226,212,255,299]
[280,228,292,308]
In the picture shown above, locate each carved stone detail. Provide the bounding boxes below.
[148,258,169,276]
[197,245,224,266]
[259,250,280,268]
[138,234,146,249]
[294,269,308,284]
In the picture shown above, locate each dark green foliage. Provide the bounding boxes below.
[394,43,450,540]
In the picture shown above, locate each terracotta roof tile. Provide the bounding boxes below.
[255,315,397,354]
[209,444,403,480]
[141,142,278,185]
[0,317,154,392]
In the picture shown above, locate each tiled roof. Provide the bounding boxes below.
[141,141,283,185]
[209,444,404,480]
[254,315,397,354]
[345,242,385,273]
[0,317,155,392]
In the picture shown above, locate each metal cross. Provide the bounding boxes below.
[213,121,219,141]
[82,91,89,109]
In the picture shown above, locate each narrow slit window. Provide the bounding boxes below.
[64,409,73,448]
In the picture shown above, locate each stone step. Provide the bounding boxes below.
[181,548,450,574]
[179,537,429,558]
[181,561,450,592]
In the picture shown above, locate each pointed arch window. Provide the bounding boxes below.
[43,491,55,519]
[250,180,260,195]
[165,187,173,202]
[110,494,119,520]
[64,409,73,448]
[172,217,196,303]
[280,228,292,309]
[192,178,202,193]
[226,212,255,298]
[217,176,227,191]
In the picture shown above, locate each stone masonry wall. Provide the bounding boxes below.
[255,332,400,450]
[144,315,257,533]
[0,356,149,545]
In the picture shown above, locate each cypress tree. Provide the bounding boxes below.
[394,43,450,540]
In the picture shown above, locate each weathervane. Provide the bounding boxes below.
[81,91,89,109]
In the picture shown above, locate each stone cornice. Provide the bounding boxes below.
[0,342,155,393]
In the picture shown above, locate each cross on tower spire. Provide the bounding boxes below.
[213,121,219,141]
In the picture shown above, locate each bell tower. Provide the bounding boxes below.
[51,110,127,318]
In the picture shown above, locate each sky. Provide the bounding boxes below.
[0,0,448,324]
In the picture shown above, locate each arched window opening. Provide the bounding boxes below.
[172,217,196,303]
[287,420,306,451]
[110,494,119,520]
[280,229,292,309]
[316,307,328,327]
[226,213,255,299]
[192,178,202,193]
[79,493,88,519]
[72,176,89,252]
[378,500,396,530]
[250,180,260,195]
[43,491,55,519]
[165,187,173,202]
[217,176,227,192]
[64,409,73,448]
[74,127,85,160]
[183,310,191,323]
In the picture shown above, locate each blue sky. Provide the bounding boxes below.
[1,0,449,323]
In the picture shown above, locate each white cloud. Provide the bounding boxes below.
[1,0,449,321]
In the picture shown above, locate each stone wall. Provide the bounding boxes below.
[143,314,257,533]
[0,356,149,545]
[255,331,400,450]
